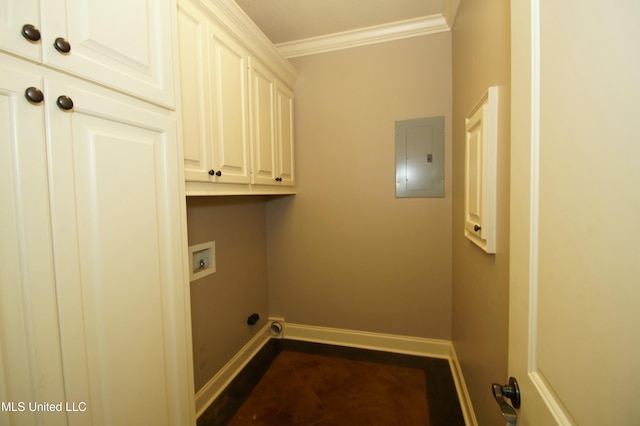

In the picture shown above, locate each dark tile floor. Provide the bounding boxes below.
[197,339,465,426]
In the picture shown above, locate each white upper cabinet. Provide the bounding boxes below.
[177,0,297,195]
[0,0,176,107]
[250,58,277,184]
[178,0,213,182]
[275,81,295,186]
[209,29,251,183]
[250,58,295,187]
[178,1,213,182]
[0,0,42,61]
[178,0,250,185]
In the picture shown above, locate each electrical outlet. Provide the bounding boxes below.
[188,241,215,282]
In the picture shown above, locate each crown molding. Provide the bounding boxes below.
[443,0,462,28]
[197,0,298,83]
[276,14,450,59]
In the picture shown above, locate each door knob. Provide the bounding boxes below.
[54,37,71,53]
[56,95,74,111]
[21,24,41,42]
[492,377,520,426]
[25,87,44,105]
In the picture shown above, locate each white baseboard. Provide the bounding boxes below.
[448,343,479,426]
[284,322,451,358]
[194,323,271,418]
[194,321,477,425]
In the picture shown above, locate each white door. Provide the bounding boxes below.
[45,76,194,425]
[508,0,640,424]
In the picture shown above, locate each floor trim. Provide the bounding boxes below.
[194,323,271,418]
[449,344,479,426]
[284,322,451,358]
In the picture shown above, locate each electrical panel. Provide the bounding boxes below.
[395,116,445,198]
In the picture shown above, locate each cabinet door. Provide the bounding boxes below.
[45,79,193,425]
[250,58,277,185]
[210,28,251,183]
[464,104,484,238]
[41,0,175,107]
[464,87,497,253]
[275,82,295,186]
[0,61,66,426]
[177,0,214,182]
[0,0,41,61]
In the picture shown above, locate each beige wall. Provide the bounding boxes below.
[265,33,453,339]
[451,0,511,424]
[186,196,269,391]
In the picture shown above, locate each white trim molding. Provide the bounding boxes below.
[443,0,462,28]
[194,323,271,418]
[276,15,449,59]
[284,322,451,358]
[275,0,460,58]
[449,343,479,426]
[191,0,298,83]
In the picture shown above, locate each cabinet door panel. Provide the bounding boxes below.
[46,81,192,425]
[178,0,213,182]
[250,60,276,184]
[465,106,484,235]
[0,0,41,61]
[464,87,498,253]
[0,61,66,426]
[276,82,295,186]
[211,30,250,183]
[42,0,175,107]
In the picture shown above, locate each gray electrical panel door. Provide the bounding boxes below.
[395,116,444,198]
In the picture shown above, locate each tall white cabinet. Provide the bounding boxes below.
[0,0,195,424]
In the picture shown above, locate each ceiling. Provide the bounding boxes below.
[234,0,459,58]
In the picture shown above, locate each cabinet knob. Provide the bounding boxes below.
[21,24,41,42]
[54,37,71,53]
[215,171,222,177]
[56,95,74,111]
[474,225,481,232]
[275,177,282,182]
[24,87,44,105]
[208,169,215,175]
